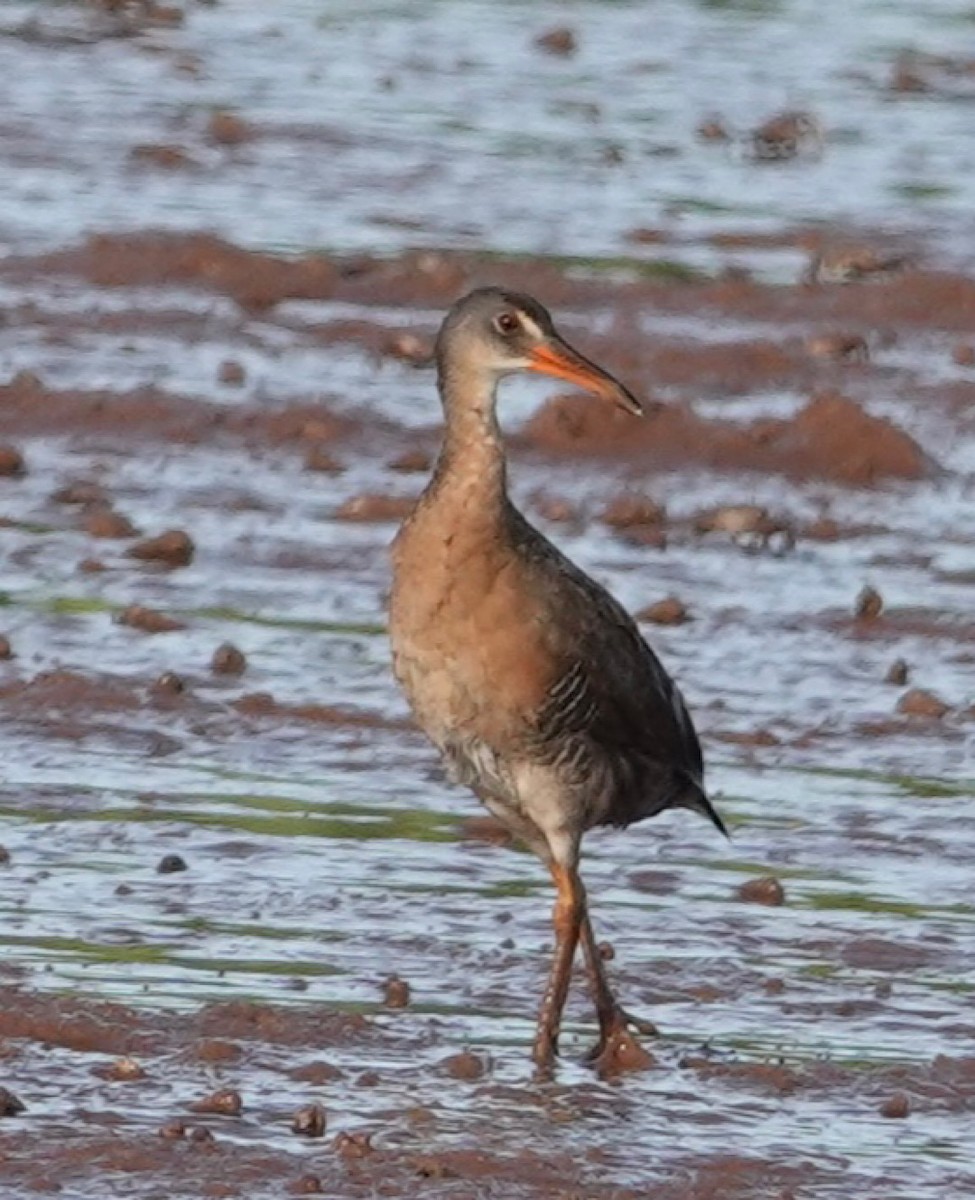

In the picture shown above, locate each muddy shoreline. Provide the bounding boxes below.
[1,224,972,1200]
[2,2,975,1197]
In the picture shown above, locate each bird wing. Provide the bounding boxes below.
[511,512,722,833]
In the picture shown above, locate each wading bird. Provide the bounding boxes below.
[389,288,725,1071]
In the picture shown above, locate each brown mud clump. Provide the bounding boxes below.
[291,1103,327,1138]
[94,1056,147,1082]
[337,494,415,522]
[855,585,884,620]
[880,1091,911,1119]
[440,1050,488,1081]
[218,359,247,386]
[383,976,411,1008]
[0,1086,26,1117]
[157,853,188,874]
[737,876,786,906]
[85,507,139,539]
[636,596,690,626]
[533,26,577,56]
[116,605,186,633]
[207,110,254,147]
[127,529,195,567]
[897,689,950,719]
[211,642,247,676]
[0,445,27,477]
[190,1088,243,1117]
[334,1131,374,1159]
[885,658,910,685]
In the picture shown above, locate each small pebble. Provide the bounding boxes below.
[96,1056,146,1082]
[855,585,883,621]
[534,25,577,56]
[158,1119,187,1140]
[897,688,950,719]
[207,110,253,146]
[885,659,909,686]
[383,975,411,1008]
[0,446,26,478]
[952,342,975,367]
[211,642,247,676]
[635,597,689,626]
[157,853,188,875]
[737,876,786,906]
[0,846,10,866]
[696,116,731,142]
[597,941,615,961]
[334,1131,374,1159]
[880,1091,910,1119]
[190,1088,242,1116]
[218,359,246,386]
[291,1103,327,1138]
[150,672,186,697]
[127,529,195,568]
[189,1126,216,1145]
[0,636,13,661]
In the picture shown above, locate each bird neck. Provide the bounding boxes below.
[429,361,508,508]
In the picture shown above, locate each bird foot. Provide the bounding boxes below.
[586,1009,657,1075]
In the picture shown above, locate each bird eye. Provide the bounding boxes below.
[494,312,520,335]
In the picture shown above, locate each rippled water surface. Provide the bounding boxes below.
[0,2,974,1198]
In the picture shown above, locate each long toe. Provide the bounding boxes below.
[587,1015,656,1075]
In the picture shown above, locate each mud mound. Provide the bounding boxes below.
[29,232,337,312]
[0,377,350,447]
[523,390,931,484]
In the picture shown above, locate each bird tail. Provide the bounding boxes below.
[679,780,730,840]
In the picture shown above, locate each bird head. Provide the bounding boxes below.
[437,287,643,416]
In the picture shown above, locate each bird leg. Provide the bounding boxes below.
[532,862,584,1072]
[583,912,658,1056]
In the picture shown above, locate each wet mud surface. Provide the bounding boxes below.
[1,2,975,1198]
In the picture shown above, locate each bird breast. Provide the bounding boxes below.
[389,506,553,755]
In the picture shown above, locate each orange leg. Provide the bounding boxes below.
[532,863,584,1071]
[579,914,658,1067]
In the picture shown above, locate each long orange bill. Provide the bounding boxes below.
[528,339,643,416]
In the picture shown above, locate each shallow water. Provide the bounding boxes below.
[3,0,975,275]
[1,3,974,1198]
